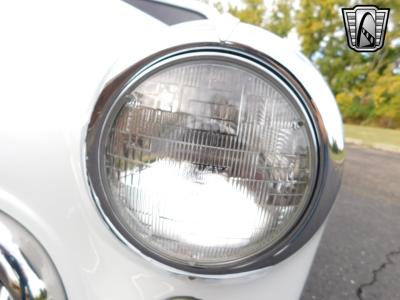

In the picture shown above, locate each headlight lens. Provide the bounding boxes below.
[89,51,317,272]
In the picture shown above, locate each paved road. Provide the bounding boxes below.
[301,145,400,300]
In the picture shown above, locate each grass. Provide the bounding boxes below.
[345,124,400,152]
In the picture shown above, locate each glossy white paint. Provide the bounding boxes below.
[0,0,330,299]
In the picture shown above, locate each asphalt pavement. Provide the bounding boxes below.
[301,144,400,300]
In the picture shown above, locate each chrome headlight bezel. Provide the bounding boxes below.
[0,211,67,299]
[86,43,342,276]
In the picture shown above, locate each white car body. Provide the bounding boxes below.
[0,0,343,299]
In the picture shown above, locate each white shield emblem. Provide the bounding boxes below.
[342,5,390,52]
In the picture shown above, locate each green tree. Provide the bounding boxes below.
[213,0,400,128]
[229,0,266,27]
[267,0,294,37]
[296,0,400,127]
[228,0,294,38]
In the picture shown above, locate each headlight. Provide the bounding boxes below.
[86,45,321,275]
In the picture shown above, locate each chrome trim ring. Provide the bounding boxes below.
[86,43,344,276]
[0,212,67,300]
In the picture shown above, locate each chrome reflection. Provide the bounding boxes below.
[0,212,67,300]
[0,286,12,300]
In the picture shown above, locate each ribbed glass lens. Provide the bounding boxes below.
[102,58,316,267]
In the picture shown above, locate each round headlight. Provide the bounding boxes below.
[87,47,318,274]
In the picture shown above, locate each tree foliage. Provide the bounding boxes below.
[217,0,400,128]
[228,0,294,38]
[297,0,400,128]
[267,0,294,37]
[229,0,266,28]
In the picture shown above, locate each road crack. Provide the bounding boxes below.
[356,247,400,300]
